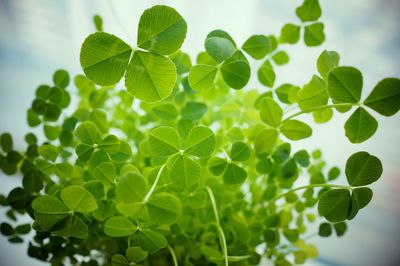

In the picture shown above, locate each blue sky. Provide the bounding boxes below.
[0,0,399,265]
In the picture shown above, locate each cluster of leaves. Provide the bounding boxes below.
[1,2,399,266]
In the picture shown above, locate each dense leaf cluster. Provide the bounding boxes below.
[1,2,399,266]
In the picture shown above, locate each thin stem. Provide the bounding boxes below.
[281,103,357,124]
[271,184,351,203]
[143,165,166,203]
[168,245,178,266]
[205,186,229,266]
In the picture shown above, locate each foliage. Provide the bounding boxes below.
[1,2,399,266]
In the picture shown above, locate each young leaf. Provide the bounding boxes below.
[223,163,247,184]
[333,222,347,237]
[116,173,147,203]
[75,121,102,145]
[230,141,251,161]
[281,120,312,140]
[31,195,69,230]
[259,98,283,127]
[137,5,187,55]
[318,223,332,237]
[258,60,275,87]
[132,229,168,254]
[318,189,351,222]
[221,51,250,90]
[126,247,148,263]
[147,192,181,224]
[104,216,137,237]
[345,152,382,186]
[53,215,88,239]
[184,126,216,158]
[317,50,340,80]
[296,0,322,22]
[205,37,236,63]
[304,23,325,47]
[37,144,58,162]
[242,35,270,59]
[80,32,132,85]
[60,186,98,212]
[125,51,177,102]
[344,107,378,143]
[328,66,363,103]
[93,15,103,31]
[272,51,289,65]
[280,24,301,44]
[170,155,201,191]
[298,75,327,111]
[188,65,217,90]
[0,133,13,153]
[53,69,70,89]
[364,78,400,116]
[148,126,180,156]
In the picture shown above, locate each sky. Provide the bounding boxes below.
[0,0,399,265]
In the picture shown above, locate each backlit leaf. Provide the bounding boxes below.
[188,65,217,90]
[221,51,250,90]
[364,78,400,116]
[281,120,312,140]
[205,37,236,63]
[344,107,378,143]
[60,185,98,212]
[328,66,363,103]
[317,50,340,80]
[184,126,216,158]
[345,152,382,186]
[258,60,275,87]
[259,98,283,127]
[318,189,351,222]
[147,192,181,224]
[105,216,137,237]
[242,35,270,59]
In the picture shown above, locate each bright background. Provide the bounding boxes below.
[0,0,399,265]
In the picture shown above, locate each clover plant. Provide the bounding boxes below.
[1,1,399,266]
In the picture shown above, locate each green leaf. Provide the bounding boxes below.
[230,141,251,161]
[258,60,275,87]
[208,157,228,176]
[111,255,129,266]
[148,126,180,156]
[296,0,322,22]
[272,51,289,65]
[254,129,278,157]
[318,223,332,237]
[152,103,178,120]
[95,162,116,184]
[1,133,13,153]
[104,216,137,237]
[259,98,283,127]
[328,167,340,181]
[280,24,301,44]
[15,224,31,235]
[184,126,216,158]
[364,78,400,116]
[75,121,102,145]
[333,222,347,236]
[53,215,88,239]
[223,163,247,185]
[116,173,147,203]
[80,32,132,85]
[99,135,120,154]
[125,51,177,102]
[328,66,363,103]
[147,192,181,224]
[205,37,236,63]
[76,143,94,161]
[221,50,250,90]
[298,75,327,111]
[312,108,333,124]
[352,187,373,209]
[345,151,382,186]
[53,69,69,89]
[294,150,310,167]
[109,141,132,162]
[60,185,98,212]
[318,189,351,222]
[281,120,312,140]
[37,144,58,162]
[170,155,201,191]
[206,29,236,47]
[275,84,299,104]
[181,102,208,121]
[188,65,217,90]
[344,107,378,143]
[317,50,340,80]
[132,229,168,254]
[242,35,270,59]
[137,5,187,55]
[126,247,148,263]
[304,23,325,47]
[31,195,69,230]
[93,15,103,31]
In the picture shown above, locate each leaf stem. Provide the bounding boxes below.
[205,186,229,266]
[281,103,357,124]
[271,183,351,203]
[143,165,166,203]
[168,245,178,266]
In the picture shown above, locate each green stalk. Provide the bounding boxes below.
[206,186,229,266]
[168,245,178,266]
[143,165,166,203]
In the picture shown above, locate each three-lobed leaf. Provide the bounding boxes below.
[148,126,180,156]
[184,126,216,158]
